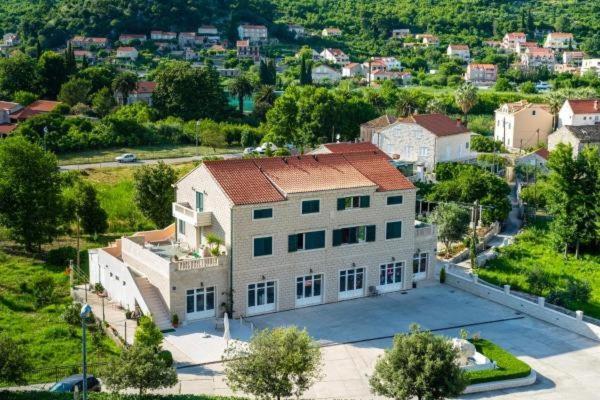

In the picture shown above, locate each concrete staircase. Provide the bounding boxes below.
[134,277,172,331]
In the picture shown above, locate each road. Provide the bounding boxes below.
[59,153,242,171]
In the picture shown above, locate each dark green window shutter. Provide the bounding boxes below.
[306,230,325,249]
[288,234,298,252]
[366,225,376,242]
[337,198,346,211]
[386,221,402,239]
[332,229,342,246]
[360,196,370,208]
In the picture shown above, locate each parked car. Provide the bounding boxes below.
[115,153,137,163]
[243,147,255,154]
[49,374,101,393]
[535,81,551,92]
[260,142,278,151]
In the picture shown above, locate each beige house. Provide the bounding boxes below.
[447,45,470,62]
[371,113,475,173]
[521,47,555,69]
[502,32,526,52]
[465,63,498,85]
[543,32,575,50]
[115,47,138,61]
[89,146,437,328]
[322,28,342,37]
[548,125,600,157]
[494,101,553,150]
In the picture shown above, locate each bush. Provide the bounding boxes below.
[94,282,105,294]
[0,335,32,384]
[565,279,591,304]
[46,246,77,266]
[61,302,83,326]
[526,268,553,296]
[158,350,174,367]
[440,267,446,283]
[466,338,531,384]
[470,135,504,153]
[31,274,55,308]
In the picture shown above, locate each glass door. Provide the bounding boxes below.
[186,287,215,320]
[413,252,428,281]
[338,268,365,300]
[247,281,276,315]
[378,262,404,292]
[296,274,323,307]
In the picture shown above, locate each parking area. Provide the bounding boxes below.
[162,283,600,399]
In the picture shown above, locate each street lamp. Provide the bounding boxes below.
[80,303,92,400]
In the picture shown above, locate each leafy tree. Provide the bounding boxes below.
[370,324,467,400]
[520,81,537,94]
[0,137,62,250]
[133,161,177,228]
[91,87,116,117]
[103,344,177,395]
[38,51,68,98]
[153,61,228,120]
[470,135,504,153]
[494,77,512,92]
[0,51,38,98]
[64,42,77,75]
[135,316,164,351]
[454,82,478,122]
[31,273,55,307]
[224,327,322,400]
[228,73,254,114]
[198,119,227,151]
[428,202,470,256]
[0,335,32,384]
[63,180,108,235]
[111,71,138,105]
[79,65,118,94]
[58,78,92,106]
[12,90,37,106]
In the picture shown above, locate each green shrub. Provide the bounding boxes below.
[46,246,77,266]
[466,338,531,384]
[30,274,55,308]
[61,302,83,326]
[526,268,553,296]
[470,135,504,153]
[42,326,71,339]
[440,267,446,283]
[158,349,174,367]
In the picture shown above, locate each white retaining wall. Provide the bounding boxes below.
[446,270,600,341]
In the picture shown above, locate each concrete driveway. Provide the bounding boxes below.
[164,284,600,399]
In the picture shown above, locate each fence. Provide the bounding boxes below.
[25,362,109,385]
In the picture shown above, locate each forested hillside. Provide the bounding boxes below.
[2,0,600,55]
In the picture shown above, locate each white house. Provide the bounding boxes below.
[391,29,411,39]
[150,31,177,41]
[548,125,600,157]
[115,47,138,61]
[119,34,146,44]
[311,64,341,83]
[342,63,363,78]
[2,33,19,47]
[563,51,585,66]
[557,99,600,127]
[238,24,268,42]
[502,32,527,52]
[322,28,342,37]
[521,47,555,69]
[295,48,322,61]
[465,64,498,85]
[447,45,470,62]
[287,25,305,38]
[581,59,600,76]
[198,25,219,35]
[544,32,575,50]
[320,48,349,65]
[372,113,475,173]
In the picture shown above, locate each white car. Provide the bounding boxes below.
[115,153,137,163]
[243,147,255,155]
[259,142,278,152]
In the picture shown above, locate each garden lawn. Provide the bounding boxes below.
[81,163,196,233]
[477,220,600,319]
[466,338,531,384]
[57,145,240,166]
[0,252,120,386]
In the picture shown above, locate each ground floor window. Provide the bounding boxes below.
[379,262,403,287]
[296,274,322,306]
[339,268,364,299]
[247,281,276,314]
[413,252,428,280]
[186,287,215,319]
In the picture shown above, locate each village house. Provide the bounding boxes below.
[369,70,411,84]
[0,101,21,136]
[342,63,363,78]
[320,48,349,65]
[543,32,575,50]
[150,31,177,41]
[287,25,305,39]
[119,34,147,44]
[515,41,539,54]
[238,24,268,42]
[391,29,411,39]
[74,50,96,63]
[321,28,342,37]
[502,32,527,52]
[465,63,498,85]
[363,59,386,74]
[89,144,437,327]
[70,36,109,49]
[516,148,550,173]
[494,100,554,150]
[563,51,585,66]
[484,40,502,48]
[581,59,600,76]
[2,33,19,47]
[115,81,157,106]
[446,45,470,62]
[371,113,475,173]
[311,64,341,83]
[217,68,240,78]
[359,115,398,143]
[178,32,198,48]
[236,40,260,62]
[198,25,219,36]
[557,99,600,127]
[370,57,402,71]
[416,34,439,47]
[10,100,61,122]
[521,47,555,69]
[115,47,139,61]
[295,48,322,61]
[548,125,600,157]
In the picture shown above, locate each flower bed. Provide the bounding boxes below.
[466,338,532,384]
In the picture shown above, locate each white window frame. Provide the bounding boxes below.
[252,235,274,258]
[419,146,429,157]
[377,261,405,293]
[247,280,277,315]
[295,274,324,307]
[338,267,366,300]
[178,218,186,237]
[185,286,216,320]
[413,252,429,281]
[300,198,321,216]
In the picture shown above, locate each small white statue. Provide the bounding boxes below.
[451,338,476,366]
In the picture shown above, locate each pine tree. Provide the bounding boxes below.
[299,58,306,85]
[64,42,77,75]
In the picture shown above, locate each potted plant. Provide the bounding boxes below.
[125,310,133,319]
[94,282,106,296]
[171,313,180,328]
[206,233,224,257]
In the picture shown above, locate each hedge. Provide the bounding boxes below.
[466,338,532,384]
[0,393,244,400]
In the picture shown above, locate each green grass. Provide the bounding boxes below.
[477,220,600,319]
[57,145,240,166]
[466,338,531,384]
[0,394,244,400]
[0,252,120,386]
[81,163,196,233]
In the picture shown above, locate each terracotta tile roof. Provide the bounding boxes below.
[117,47,136,52]
[0,101,19,110]
[323,142,383,154]
[449,45,469,50]
[133,81,157,94]
[203,150,413,205]
[566,99,600,114]
[401,113,470,136]
[498,100,550,113]
[361,114,398,129]
[548,32,573,39]
[534,148,549,160]
[0,124,17,134]
[11,100,60,120]
[468,63,497,70]
[236,40,250,47]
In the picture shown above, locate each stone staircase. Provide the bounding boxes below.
[134,277,172,331]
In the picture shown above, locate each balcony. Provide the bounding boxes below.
[415,221,436,239]
[172,202,212,227]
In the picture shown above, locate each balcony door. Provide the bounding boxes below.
[413,252,428,281]
[186,286,215,320]
[296,274,323,307]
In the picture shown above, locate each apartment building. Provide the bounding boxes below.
[502,32,526,52]
[521,47,555,69]
[494,101,553,149]
[238,24,268,42]
[89,146,437,328]
[581,59,600,76]
[465,63,498,85]
[236,40,260,61]
[543,32,575,50]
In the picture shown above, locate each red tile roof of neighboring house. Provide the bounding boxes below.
[535,148,549,160]
[0,124,17,135]
[236,40,250,47]
[566,99,600,114]
[449,45,469,50]
[0,101,19,110]
[361,114,398,129]
[117,47,136,52]
[11,100,60,121]
[203,150,413,205]
[548,32,573,38]
[323,142,383,154]
[527,47,554,56]
[401,113,470,136]
[133,81,157,94]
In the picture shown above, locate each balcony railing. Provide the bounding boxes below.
[175,255,227,271]
[172,202,212,227]
[415,224,436,238]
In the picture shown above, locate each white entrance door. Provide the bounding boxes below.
[377,262,404,292]
[296,274,323,307]
[186,287,216,320]
[247,281,276,315]
[413,253,428,281]
[338,268,365,300]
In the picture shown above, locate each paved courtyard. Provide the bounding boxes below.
[161,283,600,399]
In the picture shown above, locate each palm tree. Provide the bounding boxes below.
[545,91,563,130]
[228,74,254,114]
[254,84,276,105]
[111,72,138,105]
[454,82,478,122]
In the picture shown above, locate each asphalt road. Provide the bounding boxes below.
[59,153,242,170]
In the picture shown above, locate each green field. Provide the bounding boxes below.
[57,145,240,166]
[466,338,531,384]
[0,251,120,385]
[478,220,600,319]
